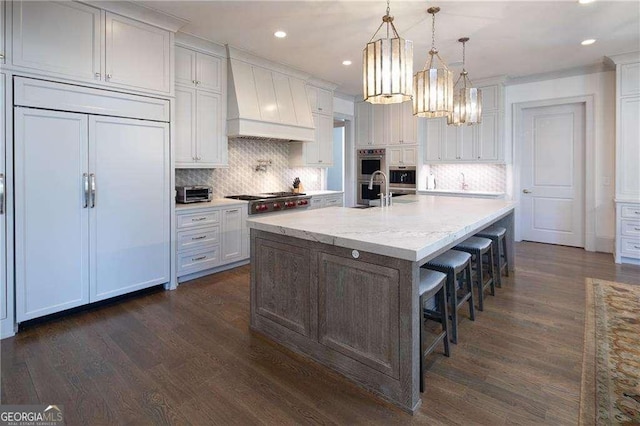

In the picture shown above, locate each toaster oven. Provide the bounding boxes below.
[176,186,212,204]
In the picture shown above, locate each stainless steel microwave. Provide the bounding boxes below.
[176,186,212,204]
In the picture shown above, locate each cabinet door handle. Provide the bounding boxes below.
[192,255,207,261]
[635,245,640,249]
[82,173,89,208]
[0,173,4,214]
[106,74,112,81]
[634,227,640,231]
[635,211,640,215]
[192,217,207,222]
[192,235,207,240]
[89,173,96,207]
[522,189,532,194]
[318,159,323,163]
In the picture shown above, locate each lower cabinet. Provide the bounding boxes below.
[615,202,640,264]
[308,193,344,210]
[176,204,248,278]
[15,109,170,321]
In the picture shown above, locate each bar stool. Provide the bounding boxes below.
[418,269,450,392]
[454,237,496,311]
[424,250,475,344]
[476,226,509,287]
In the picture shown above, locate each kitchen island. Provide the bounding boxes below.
[247,195,516,413]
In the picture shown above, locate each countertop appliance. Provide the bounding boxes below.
[225,191,311,215]
[176,185,213,204]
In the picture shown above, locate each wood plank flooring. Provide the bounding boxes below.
[2,242,639,425]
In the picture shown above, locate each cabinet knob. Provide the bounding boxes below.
[318,107,323,111]
[195,80,200,86]
[106,74,112,80]
[192,80,197,85]
[95,72,101,79]
[318,159,323,163]
[0,53,4,59]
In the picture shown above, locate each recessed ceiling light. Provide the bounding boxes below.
[342,60,352,66]
[274,31,287,39]
[578,0,595,4]
[581,39,596,45]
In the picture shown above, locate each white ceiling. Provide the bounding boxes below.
[140,1,640,96]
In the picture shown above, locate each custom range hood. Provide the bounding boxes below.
[227,46,315,142]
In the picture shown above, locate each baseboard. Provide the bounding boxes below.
[178,258,250,284]
[595,237,614,254]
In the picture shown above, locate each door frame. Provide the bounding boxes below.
[513,95,595,251]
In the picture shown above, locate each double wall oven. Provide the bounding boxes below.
[357,148,386,205]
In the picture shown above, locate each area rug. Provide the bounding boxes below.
[580,278,640,425]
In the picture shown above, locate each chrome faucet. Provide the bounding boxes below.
[460,172,469,191]
[368,170,392,207]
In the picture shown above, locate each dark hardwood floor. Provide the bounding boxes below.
[2,242,639,425]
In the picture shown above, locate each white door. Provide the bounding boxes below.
[520,103,585,247]
[196,52,222,92]
[221,207,243,262]
[89,116,170,302]
[424,118,443,162]
[175,46,197,87]
[317,114,334,165]
[15,108,90,321]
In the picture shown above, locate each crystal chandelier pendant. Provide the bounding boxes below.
[363,0,413,104]
[448,37,482,126]
[413,7,454,118]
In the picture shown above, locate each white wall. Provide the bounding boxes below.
[505,70,616,253]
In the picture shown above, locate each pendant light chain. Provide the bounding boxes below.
[431,12,436,52]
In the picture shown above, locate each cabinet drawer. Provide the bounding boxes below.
[324,196,343,207]
[178,246,221,275]
[177,210,220,229]
[620,237,640,259]
[621,219,640,237]
[177,226,220,251]
[621,205,640,218]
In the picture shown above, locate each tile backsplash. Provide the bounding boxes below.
[176,139,324,197]
[428,164,506,192]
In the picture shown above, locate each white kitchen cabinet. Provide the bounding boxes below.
[389,102,418,145]
[12,1,101,81]
[372,104,387,146]
[105,12,171,94]
[307,85,333,115]
[221,207,244,263]
[10,2,172,95]
[309,193,344,209]
[175,82,227,167]
[610,53,640,264]
[388,145,418,166]
[0,73,5,323]
[1,1,6,64]
[176,46,222,92]
[290,113,333,167]
[176,203,249,280]
[423,83,504,164]
[356,101,373,147]
[14,109,170,321]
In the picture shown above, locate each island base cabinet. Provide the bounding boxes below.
[250,230,419,413]
[15,109,170,322]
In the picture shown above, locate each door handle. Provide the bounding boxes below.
[0,173,4,214]
[83,173,89,208]
[89,173,96,208]
[522,189,532,194]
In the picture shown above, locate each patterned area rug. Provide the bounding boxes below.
[580,278,640,425]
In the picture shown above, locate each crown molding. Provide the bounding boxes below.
[81,1,188,32]
[605,51,640,66]
[176,32,226,57]
[505,62,612,86]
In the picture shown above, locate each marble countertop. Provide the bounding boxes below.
[419,189,505,197]
[247,194,516,262]
[304,190,344,196]
[175,198,248,211]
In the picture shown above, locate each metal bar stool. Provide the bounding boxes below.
[418,269,450,393]
[424,250,475,344]
[476,226,509,287]
[454,236,496,311]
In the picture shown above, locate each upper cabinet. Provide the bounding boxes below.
[104,13,171,93]
[174,42,228,168]
[176,45,223,93]
[9,1,173,96]
[1,1,6,64]
[423,82,504,163]
[290,81,337,167]
[355,101,417,147]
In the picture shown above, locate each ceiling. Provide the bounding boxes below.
[140,1,640,97]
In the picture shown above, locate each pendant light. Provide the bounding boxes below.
[448,37,482,126]
[363,0,413,104]
[413,7,453,118]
